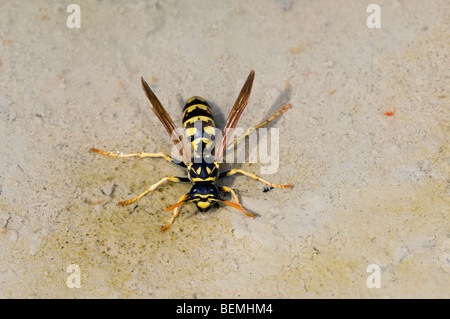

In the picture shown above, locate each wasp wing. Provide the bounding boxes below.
[214,70,255,163]
[141,77,191,165]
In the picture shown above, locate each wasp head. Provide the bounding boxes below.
[189,184,218,212]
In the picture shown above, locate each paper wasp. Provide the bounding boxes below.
[91,70,293,231]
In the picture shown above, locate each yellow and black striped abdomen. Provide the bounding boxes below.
[183,96,216,157]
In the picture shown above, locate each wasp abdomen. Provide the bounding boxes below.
[183,97,216,156]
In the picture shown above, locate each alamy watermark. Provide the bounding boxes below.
[167,124,282,175]
[66,4,81,29]
[66,264,81,289]
[366,264,381,288]
[66,4,382,30]
[367,4,381,29]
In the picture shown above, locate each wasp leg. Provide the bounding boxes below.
[90,148,186,168]
[218,186,255,218]
[118,176,189,206]
[226,103,291,151]
[218,169,293,189]
[161,193,190,232]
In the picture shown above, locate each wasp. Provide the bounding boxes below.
[91,70,293,231]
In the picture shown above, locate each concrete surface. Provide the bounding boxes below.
[0,0,448,298]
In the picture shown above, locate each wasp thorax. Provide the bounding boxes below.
[187,159,219,183]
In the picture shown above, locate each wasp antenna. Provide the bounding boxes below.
[163,200,188,213]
